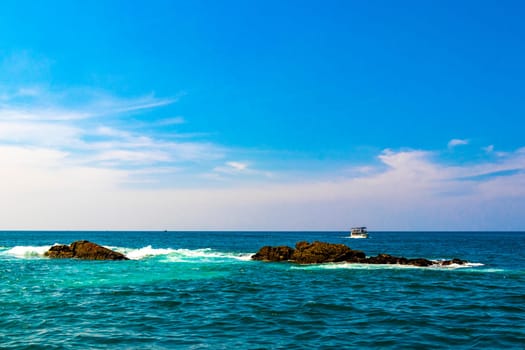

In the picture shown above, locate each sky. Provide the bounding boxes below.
[0,0,524,231]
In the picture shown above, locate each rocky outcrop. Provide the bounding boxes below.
[252,241,467,267]
[439,258,468,266]
[45,240,129,260]
[45,244,75,258]
[291,241,365,264]
[252,245,294,262]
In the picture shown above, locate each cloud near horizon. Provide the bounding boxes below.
[1,86,524,231]
[1,125,525,230]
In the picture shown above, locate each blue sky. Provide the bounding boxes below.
[1,1,524,230]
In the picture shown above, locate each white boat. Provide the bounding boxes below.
[350,226,368,238]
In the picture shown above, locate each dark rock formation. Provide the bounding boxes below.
[44,240,129,260]
[439,258,468,266]
[45,244,74,258]
[291,241,365,264]
[252,245,294,261]
[252,241,467,267]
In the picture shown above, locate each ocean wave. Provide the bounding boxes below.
[291,261,485,271]
[431,261,485,269]
[111,245,254,262]
[161,248,253,263]
[110,245,179,260]
[1,245,53,258]
[0,244,253,262]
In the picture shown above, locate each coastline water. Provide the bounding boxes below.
[1,231,524,349]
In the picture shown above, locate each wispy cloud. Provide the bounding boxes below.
[91,93,177,116]
[2,140,525,230]
[212,161,250,175]
[0,85,249,187]
[156,116,186,126]
[0,121,81,147]
[448,138,469,148]
[226,161,248,171]
[0,106,91,121]
[483,144,494,153]
[0,89,174,122]
[1,53,524,229]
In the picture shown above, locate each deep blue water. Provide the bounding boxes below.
[1,231,524,349]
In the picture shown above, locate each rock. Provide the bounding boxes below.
[291,241,365,264]
[439,258,468,266]
[366,253,409,265]
[406,258,433,267]
[45,244,74,258]
[252,245,294,261]
[44,240,129,260]
[251,241,468,267]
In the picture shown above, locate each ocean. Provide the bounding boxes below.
[1,231,524,349]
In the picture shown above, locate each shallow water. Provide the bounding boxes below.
[1,231,524,349]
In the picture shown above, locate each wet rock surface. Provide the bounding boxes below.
[252,241,467,267]
[45,240,129,260]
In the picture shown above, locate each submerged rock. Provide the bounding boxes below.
[44,240,129,260]
[251,241,466,267]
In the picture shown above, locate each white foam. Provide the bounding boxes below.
[429,260,485,269]
[0,243,253,262]
[292,263,423,270]
[471,268,505,273]
[110,245,254,262]
[119,245,178,260]
[291,261,485,271]
[162,248,253,263]
[3,245,52,258]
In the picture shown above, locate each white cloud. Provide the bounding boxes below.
[0,121,81,146]
[448,138,469,148]
[92,149,172,165]
[0,82,524,230]
[483,144,494,153]
[96,95,177,115]
[156,116,185,126]
[0,86,227,171]
[0,145,124,193]
[227,161,248,171]
[1,145,525,230]
[0,106,91,121]
[94,126,136,140]
[213,161,249,175]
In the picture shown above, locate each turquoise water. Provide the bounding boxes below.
[1,231,524,349]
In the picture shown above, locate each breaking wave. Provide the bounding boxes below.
[113,245,254,262]
[0,244,253,262]
[0,245,483,270]
[291,261,485,271]
[1,245,53,258]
